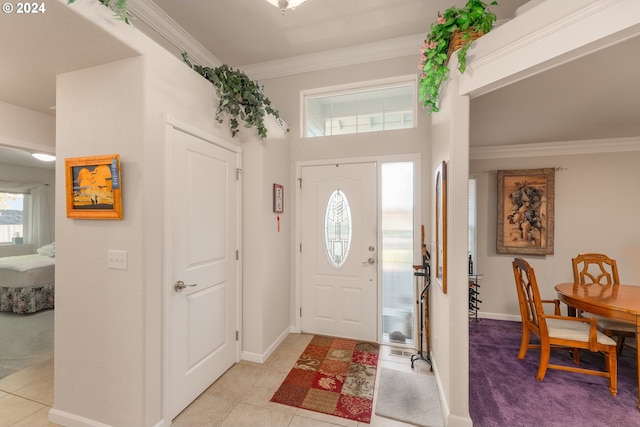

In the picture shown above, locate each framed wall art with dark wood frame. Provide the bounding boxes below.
[65,154,123,220]
[497,168,555,255]
[435,161,447,293]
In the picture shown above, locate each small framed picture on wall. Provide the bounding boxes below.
[273,184,284,213]
[65,154,123,220]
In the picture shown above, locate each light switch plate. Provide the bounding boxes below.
[108,250,128,270]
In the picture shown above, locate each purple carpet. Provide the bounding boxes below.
[469,319,640,427]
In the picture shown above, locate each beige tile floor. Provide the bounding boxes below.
[0,358,59,427]
[0,333,436,427]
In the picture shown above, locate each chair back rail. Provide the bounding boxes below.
[512,257,618,396]
[571,252,632,354]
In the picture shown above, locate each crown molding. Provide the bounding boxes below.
[460,0,637,98]
[122,3,514,81]
[470,136,640,160]
[126,0,425,79]
[126,0,221,67]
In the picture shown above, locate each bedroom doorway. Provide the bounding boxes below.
[0,146,56,379]
[0,309,53,379]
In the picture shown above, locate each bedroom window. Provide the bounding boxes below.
[303,76,416,138]
[0,192,24,244]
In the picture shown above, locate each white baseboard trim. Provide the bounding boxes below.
[49,408,113,427]
[241,350,264,364]
[430,357,451,426]
[241,327,290,364]
[49,409,165,427]
[476,312,521,322]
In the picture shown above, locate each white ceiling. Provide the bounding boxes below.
[471,33,640,146]
[128,0,640,147]
[1,0,639,169]
[0,0,138,116]
[0,147,56,170]
[143,0,526,68]
[0,0,138,169]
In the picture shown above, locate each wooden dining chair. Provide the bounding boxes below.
[572,253,636,354]
[512,258,618,395]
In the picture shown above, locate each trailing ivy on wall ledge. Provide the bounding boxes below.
[67,0,132,25]
[182,53,288,139]
[68,1,288,139]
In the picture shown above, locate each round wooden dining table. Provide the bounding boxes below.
[555,282,640,409]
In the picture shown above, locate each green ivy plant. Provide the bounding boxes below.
[183,53,288,139]
[67,0,132,25]
[419,0,498,113]
[67,1,287,139]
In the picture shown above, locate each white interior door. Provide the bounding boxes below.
[169,128,238,419]
[300,162,378,341]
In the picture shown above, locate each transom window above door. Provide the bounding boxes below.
[303,76,416,138]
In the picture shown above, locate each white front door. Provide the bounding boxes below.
[300,162,378,341]
[169,127,239,419]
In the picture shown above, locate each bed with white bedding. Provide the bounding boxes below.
[0,244,55,313]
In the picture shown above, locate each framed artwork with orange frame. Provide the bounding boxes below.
[65,154,122,220]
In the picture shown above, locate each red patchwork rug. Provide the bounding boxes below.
[270,335,379,423]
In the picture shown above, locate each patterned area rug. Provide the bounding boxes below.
[270,335,379,423]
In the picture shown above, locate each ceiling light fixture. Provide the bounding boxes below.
[266,0,309,14]
[31,153,56,162]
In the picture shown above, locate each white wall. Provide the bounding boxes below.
[52,2,275,426]
[46,1,640,426]
[242,133,291,362]
[471,145,640,320]
[55,56,149,427]
[428,65,473,427]
[260,55,432,330]
[0,101,55,152]
[438,1,640,426]
[460,0,640,324]
[262,137,292,350]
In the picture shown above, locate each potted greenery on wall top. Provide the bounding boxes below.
[182,54,288,139]
[419,0,498,113]
[68,0,288,139]
[68,0,131,24]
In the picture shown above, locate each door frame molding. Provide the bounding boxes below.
[162,115,243,425]
[294,153,422,341]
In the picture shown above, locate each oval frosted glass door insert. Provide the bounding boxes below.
[324,189,352,267]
